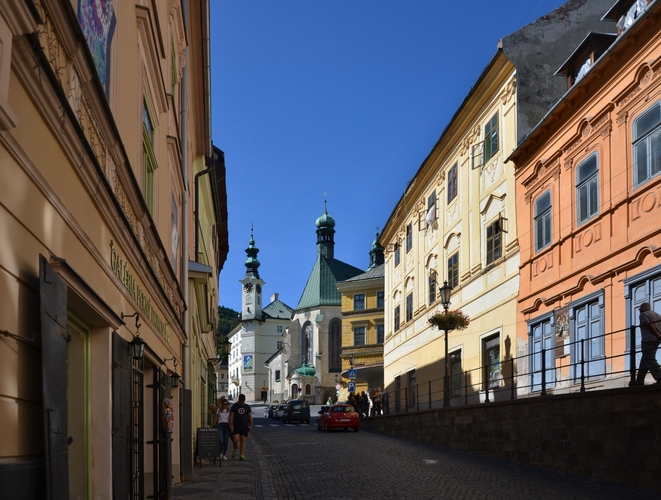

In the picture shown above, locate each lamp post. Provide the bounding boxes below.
[438,280,453,407]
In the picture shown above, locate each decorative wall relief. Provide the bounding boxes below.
[532,253,553,277]
[77,0,116,97]
[447,200,458,225]
[630,187,661,221]
[574,223,602,253]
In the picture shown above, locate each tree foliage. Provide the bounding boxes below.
[218,305,240,337]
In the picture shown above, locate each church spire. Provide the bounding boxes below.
[244,224,261,279]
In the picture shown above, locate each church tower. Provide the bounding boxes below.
[240,228,264,321]
[315,200,335,260]
[368,231,385,269]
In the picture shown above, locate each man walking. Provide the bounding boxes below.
[229,394,253,460]
[636,302,661,385]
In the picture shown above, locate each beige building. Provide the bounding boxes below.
[0,0,226,498]
[379,0,615,410]
[380,52,520,410]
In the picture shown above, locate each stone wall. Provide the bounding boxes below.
[360,386,661,492]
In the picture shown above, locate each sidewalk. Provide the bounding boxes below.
[172,437,266,500]
[173,403,272,500]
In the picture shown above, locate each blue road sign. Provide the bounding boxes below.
[348,369,357,379]
[348,381,356,392]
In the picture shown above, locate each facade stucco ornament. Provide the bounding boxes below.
[499,78,516,106]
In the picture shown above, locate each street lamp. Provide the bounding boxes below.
[349,354,354,369]
[439,280,452,407]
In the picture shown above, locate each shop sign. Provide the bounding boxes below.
[111,240,170,341]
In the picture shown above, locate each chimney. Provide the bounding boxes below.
[270,293,279,303]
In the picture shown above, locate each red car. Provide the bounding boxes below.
[317,404,360,432]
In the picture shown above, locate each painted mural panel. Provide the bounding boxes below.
[77,0,116,96]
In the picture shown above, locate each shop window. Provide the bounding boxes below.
[483,334,501,390]
[407,370,416,407]
[528,314,555,392]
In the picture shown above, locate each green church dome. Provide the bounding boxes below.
[315,204,335,229]
[294,363,316,377]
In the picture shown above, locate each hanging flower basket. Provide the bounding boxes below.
[428,310,470,331]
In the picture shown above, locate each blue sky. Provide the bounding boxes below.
[210,0,567,313]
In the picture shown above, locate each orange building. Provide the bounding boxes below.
[510,0,661,394]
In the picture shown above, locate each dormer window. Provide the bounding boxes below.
[555,33,617,89]
[602,0,652,35]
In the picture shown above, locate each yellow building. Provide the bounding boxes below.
[336,234,385,400]
[0,0,225,497]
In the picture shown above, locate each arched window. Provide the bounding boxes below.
[305,384,311,395]
[301,321,313,365]
[291,383,298,397]
[328,318,341,371]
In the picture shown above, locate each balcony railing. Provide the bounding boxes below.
[378,323,653,415]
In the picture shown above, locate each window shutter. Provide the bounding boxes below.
[112,332,132,499]
[39,255,70,500]
[471,142,484,169]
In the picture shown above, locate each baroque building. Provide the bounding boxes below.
[510,0,661,393]
[379,0,615,410]
[0,0,227,498]
[272,203,363,404]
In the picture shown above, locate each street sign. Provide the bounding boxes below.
[348,381,356,393]
[335,383,341,390]
[348,369,357,379]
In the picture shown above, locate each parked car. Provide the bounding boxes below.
[282,399,310,424]
[274,403,286,420]
[268,404,278,418]
[317,404,359,432]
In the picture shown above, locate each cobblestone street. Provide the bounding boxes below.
[173,406,659,500]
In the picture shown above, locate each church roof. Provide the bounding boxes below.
[340,263,384,283]
[296,255,363,310]
[262,297,294,320]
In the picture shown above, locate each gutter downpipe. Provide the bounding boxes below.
[196,0,214,268]
[182,0,190,390]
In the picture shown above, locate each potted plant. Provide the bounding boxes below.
[428,310,470,331]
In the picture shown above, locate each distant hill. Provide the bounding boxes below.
[218,305,240,338]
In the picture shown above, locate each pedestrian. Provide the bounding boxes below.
[229,394,253,460]
[372,387,382,416]
[636,302,661,385]
[353,393,362,417]
[215,398,232,460]
[360,391,369,418]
